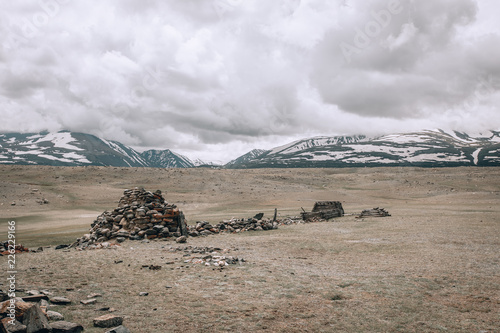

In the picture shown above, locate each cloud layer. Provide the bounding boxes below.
[1,0,499,162]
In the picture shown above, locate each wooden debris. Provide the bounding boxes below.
[356,207,391,218]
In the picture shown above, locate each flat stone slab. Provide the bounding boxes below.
[50,297,72,305]
[105,325,131,333]
[93,314,123,328]
[50,321,84,333]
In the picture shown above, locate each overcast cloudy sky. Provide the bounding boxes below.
[1,0,499,163]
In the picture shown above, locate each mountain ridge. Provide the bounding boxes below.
[1,129,499,168]
[226,129,500,168]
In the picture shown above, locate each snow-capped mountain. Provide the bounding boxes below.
[141,149,195,168]
[226,130,500,168]
[225,149,268,167]
[0,131,195,168]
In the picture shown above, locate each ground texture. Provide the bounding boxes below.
[0,166,499,332]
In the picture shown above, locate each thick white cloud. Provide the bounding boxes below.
[0,0,499,163]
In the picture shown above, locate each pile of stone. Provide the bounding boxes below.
[357,207,391,218]
[73,188,188,249]
[301,201,344,221]
[188,218,279,236]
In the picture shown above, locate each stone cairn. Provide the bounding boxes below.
[73,188,187,249]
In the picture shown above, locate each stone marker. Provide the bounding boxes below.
[93,314,123,328]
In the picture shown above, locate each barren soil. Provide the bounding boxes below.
[0,165,499,332]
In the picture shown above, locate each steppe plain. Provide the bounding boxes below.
[0,165,499,332]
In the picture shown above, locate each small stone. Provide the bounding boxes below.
[50,320,84,333]
[55,244,69,250]
[50,297,72,305]
[116,237,126,243]
[80,298,97,305]
[175,236,187,243]
[139,292,149,296]
[87,293,102,298]
[26,290,40,296]
[47,310,65,321]
[93,314,123,328]
[105,325,131,333]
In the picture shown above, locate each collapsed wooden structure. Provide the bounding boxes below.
[301,201,344,220]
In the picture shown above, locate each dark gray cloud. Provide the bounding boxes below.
[0,0,499,163]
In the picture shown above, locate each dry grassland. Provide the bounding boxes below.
[0,165,499,332]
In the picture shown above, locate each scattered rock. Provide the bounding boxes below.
[105,325,131,333]
[46,310,64,321]
[50,321,84,333]
[50,297,71,305]
[175,236,187,243]
[55,244,69,250]
[93,314,123,328]
[80,298,97,305]
[138,292,149,296]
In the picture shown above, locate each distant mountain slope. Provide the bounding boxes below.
[225,149,268,168]
[141,149,195,168]
[0,131,193,167]
[226,130,500,168]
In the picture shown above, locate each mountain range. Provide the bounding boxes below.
[1,129,499,168]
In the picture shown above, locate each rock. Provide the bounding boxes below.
[26,290,40,296]
[115,237,126,243]
[138,292,149,296]
[93,314,123,328]
[22,303,51,333]
[39,290,53,297]
[105,325,131,333]
[21,295,49,303]
[0,300,33,322]
[50,321,84,333]
[46,311,64,321]
[253,213,264,220]
[80,298,97,305]
[87,293,102,298]
[55,245,69,250]
[1,318,26,333]
[50,297,71,305]
[175,236,187,243]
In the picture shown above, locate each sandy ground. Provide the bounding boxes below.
[0,165,499,332]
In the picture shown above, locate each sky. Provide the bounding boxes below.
[1,0,499,163]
